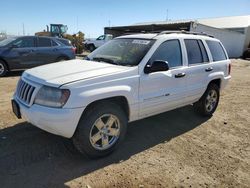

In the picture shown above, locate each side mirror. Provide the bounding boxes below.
[144,60,169,74]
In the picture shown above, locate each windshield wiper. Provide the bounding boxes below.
[92,57,119,65]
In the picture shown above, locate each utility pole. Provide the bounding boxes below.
[166,9,169,21]
[22,23,25,35]
[108,20,111,28]
[76,16,79,33]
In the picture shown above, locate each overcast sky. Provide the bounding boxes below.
[0,0,249,38]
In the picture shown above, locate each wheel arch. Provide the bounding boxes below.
[87,43,96,51]
[0,57,9,71]
[81,96,130,121]
[208,78,221,89]
[56,55,70,61]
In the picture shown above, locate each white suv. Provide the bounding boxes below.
[12,31,231,158]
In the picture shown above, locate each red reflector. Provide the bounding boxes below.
[228,63,231,75]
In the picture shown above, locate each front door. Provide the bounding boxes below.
[139,39,188,118]
[9,37,39,69]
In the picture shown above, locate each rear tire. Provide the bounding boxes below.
[194,83,220,116]
[72,102,127,158]
[0,60,8,77]
[56,56,68,62]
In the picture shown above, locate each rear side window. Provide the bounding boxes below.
[185,39,207,65]
[150,40,182,68]
[206,40,227,61]
[57,39,72,46]
[198,40,209,62]
[38,38,52,47]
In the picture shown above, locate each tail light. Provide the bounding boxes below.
[72,47,76,54]
[228,63,231,75]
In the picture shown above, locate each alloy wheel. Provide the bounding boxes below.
[205,89,218,112]
[89,114,120,150]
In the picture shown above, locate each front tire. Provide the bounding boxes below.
[72,102,127,158]
[88,44,95,52]
[194,83,220,116]
[0,60,8,77]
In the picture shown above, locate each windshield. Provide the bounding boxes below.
[0,37,17,47]
[86,38,155,66]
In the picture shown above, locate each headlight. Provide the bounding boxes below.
[34,86,70,108]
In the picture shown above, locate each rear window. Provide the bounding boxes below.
[38,38,51,47]
[206,40,227,61]
[56,39,72,46]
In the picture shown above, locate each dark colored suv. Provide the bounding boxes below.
[0,36,76,76]
[243,49,250,59]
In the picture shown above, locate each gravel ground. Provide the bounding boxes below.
[0,59,249,188]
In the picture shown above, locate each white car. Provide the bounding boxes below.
[12,31,231,158]
[83,34,113,52]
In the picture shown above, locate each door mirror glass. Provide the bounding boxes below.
[144,60,169,74]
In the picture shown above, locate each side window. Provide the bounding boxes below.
[206,40,227,61]
[13,37,35,48]
[51,25,59,33]
[184,39,203,65]
[150,40,182,68]
[96,35,105,40]
[38,38,52,47]
[198,40,209,62]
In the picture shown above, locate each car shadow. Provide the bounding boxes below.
[0,105,210,188]
[5,70,23,77]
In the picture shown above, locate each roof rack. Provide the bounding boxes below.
[119,30,214,38]
[158,30,214,37]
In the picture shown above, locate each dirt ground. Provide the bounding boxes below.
[0,59,249,188]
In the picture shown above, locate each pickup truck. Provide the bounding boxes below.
[12,31,231,158]
[83,34,113,52]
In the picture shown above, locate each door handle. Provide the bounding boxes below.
[175,72,186,78]
[19,51,30,56]
[205,67,213,72]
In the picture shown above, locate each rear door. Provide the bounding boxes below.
[184,39,211,103]
[36,37,59,64]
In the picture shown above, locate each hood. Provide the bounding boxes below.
[23,59,132,87]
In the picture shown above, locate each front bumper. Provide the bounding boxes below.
[14,96,85,138]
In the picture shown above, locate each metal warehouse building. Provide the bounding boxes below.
[104,15,250,58]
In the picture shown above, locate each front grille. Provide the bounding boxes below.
[16,79,36,105]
